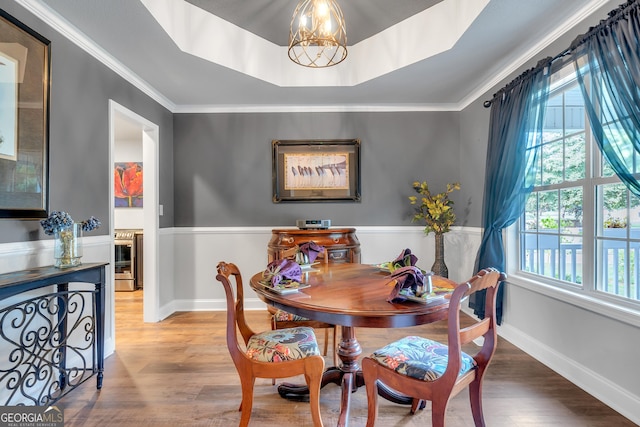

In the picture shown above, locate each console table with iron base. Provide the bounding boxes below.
[0,263,107,406]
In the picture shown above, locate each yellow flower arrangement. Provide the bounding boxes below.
[408,181,461,235]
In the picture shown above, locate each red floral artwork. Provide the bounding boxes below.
[114,162,143,207]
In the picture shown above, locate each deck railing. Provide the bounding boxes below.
[521,230,640,300]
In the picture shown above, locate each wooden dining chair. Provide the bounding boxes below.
[362,268,505,427]
[269,243,338,366]
[216,262,325,427]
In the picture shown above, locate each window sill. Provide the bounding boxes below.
[507,272,640,328]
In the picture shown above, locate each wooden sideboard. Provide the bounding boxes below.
[268,228,361,264]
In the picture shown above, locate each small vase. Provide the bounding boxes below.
[431,233,448,278]
[54,223,83,268]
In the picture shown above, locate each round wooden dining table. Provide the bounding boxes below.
[249,263,457,427]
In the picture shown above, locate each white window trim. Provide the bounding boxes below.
[506,224,640,328]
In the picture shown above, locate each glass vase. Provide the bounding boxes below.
[431,233,448,278]
[54,223,83,268]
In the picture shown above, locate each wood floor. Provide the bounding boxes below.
[59,290,635,426]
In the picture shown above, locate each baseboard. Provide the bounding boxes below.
[158,300,176,321]
[170,298,267,313]
[159,298,267,320]
[499,323,640,425]
[105,337,115,358]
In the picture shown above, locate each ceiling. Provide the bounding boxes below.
[25,0,611,112]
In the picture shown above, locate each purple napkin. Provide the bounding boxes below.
[299,242,325,263]
[391,248,418,269]
[386,266,430,302]
[262,259,302,287]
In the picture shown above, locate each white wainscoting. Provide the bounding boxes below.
[0,235,115,362]
[166,226,482,314]
[0,234,112,275]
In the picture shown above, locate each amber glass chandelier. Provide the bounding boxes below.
[288,0,347,68]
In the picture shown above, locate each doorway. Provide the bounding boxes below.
[109,100,160,339]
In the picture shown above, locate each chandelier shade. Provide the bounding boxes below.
[288,0,348,68]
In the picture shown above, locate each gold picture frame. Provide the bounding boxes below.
[272,139,361,202]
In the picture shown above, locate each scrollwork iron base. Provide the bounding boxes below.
[0,289,97,406]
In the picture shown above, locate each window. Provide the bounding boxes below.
[519,63,640,306]
[597,183,640,300]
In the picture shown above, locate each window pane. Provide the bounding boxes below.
[538,190,559,231]
[602,183,628,230]
[564,133,585,181]
[543,93,564,143]
[560,187,582,234]
[598,238,627,297]
[598,114,640,176]
[564,85,585,135]
[603,128,636,171]
[560,235,582,284]
[631,193,640,301]
[521,233,539,275]
[541,141,562,185]
[521,233,560,279]
[524,192,538,230]
[596,184,640,301]
[629,192,640,236]
[533,151,542,186]
[602,155,615,177]
[596,237,639,300]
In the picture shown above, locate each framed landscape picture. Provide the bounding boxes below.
[0,9,51,219]
[272,139,361,202]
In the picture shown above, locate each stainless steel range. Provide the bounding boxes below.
[114,230,140,291]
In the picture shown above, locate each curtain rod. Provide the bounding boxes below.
[483,0,639,108]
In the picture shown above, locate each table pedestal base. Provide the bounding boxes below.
[277,367,364,399]
[277,367,419,403]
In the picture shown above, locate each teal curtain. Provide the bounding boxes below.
[571,1,640,196]
[471,59,552,323]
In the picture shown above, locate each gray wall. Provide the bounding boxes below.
[459,97,491,228]
[0,2,174,244]
[173,111,472,227]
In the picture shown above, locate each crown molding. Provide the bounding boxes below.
[14,0,176,112]
[173,104,461,114]
[14,0,612,114]
[458,0,610,110]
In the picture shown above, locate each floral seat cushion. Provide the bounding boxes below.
[369,335,476,381]
[246,326,321,363]
[273,308,309,322]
